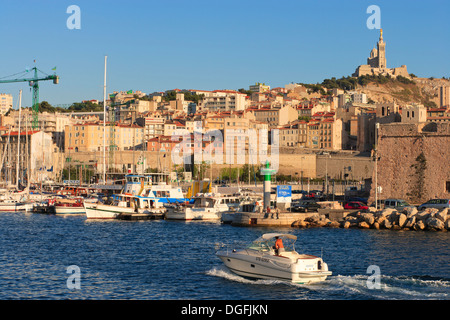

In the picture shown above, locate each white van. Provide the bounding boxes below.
[384,199,410,210]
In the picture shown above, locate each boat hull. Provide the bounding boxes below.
[84,203,135,219]
[0,203,33,212]
[165,208,221,221]
[54,206,85,215]
[216,250,331,284]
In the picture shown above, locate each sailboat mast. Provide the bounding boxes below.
[16,89,22,189]
[103,55,107,185]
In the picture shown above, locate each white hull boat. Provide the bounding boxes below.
[54,198,85,215]
[84,203,135,219]
[54,206,86,215]
[165,193,240,221]
[0,200,34,212]
[84,193,166,220]
[216,233,332,284]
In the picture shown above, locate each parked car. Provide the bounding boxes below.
[348,197,368,205]
[369,199,385,209]
[384,199,410,210]
[418,199,450,211]
[344,201,369,211]
[291,200,321,212]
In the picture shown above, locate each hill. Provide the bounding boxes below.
[299,75,450,108]
[357,77,449,107]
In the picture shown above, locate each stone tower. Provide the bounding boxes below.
[377,29,386,68]
[367,29,386,68]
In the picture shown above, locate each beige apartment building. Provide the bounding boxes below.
[440,86,450,108]
[250,105,298,127]
[65,122,144,153]
[306,119,343,150]
[0,94,13,115]
[279,121,308,147]
[192,90,248,112]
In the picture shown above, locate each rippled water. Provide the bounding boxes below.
[0,212,448,300]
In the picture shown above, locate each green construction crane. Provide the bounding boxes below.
[0,67,59,129]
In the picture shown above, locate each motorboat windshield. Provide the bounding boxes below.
[247,233,297,253]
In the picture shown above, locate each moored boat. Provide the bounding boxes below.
[165,193,240,221]
[0,199,34,212]
[54,197,85,215]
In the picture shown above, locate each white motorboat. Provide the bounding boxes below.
[216,233,332,284]
[0,199,34,212]
[165,193,240,221]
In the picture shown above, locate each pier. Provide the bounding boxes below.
[117,212,165,221]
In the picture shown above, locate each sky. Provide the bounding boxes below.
[1,0,449,108]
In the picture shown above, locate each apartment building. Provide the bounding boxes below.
[306,118,343,150]
[192,90,248,112]
[65,122,144,152]
[249,82,270,93]
[0,94,13,114]
[250,105,298,127]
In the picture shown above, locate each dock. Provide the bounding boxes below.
[117,213,165,221]
[231,212,315,227]
[229,208,352,227]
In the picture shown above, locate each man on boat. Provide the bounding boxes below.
[273,236,284,255]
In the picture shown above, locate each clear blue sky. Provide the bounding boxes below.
[1,0,449,107]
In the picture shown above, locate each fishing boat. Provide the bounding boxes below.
[165,193,240,221]
[216,233,332,284]
[84,193,136,219]
[84,193,166,219]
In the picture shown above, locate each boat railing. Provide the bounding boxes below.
[215,240,261,256]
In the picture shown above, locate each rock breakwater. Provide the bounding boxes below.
[292,207,450,231]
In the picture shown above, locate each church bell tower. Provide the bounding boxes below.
[377,29,386,68]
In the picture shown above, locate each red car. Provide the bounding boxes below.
[344,201,369,210]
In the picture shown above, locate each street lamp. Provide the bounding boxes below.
[374,122,380,210]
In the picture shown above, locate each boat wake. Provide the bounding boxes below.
[206,266,449,299]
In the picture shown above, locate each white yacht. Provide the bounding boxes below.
[216,233,332,284]
[84,193,167,219]
[165,193,240,221]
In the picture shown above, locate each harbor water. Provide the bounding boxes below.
[0,212,448,300]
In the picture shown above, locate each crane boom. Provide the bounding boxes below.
[0,67,59,129]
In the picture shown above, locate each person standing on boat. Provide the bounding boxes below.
[274,236,284,255]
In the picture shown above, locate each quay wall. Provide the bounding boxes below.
[64,149,373,181]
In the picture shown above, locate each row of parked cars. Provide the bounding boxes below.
[290,197,450,213]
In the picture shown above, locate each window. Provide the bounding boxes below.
[446,181,450,193]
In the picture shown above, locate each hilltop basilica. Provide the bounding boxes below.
[353,29,409,78]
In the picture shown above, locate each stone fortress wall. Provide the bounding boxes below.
[369,122,450,204]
